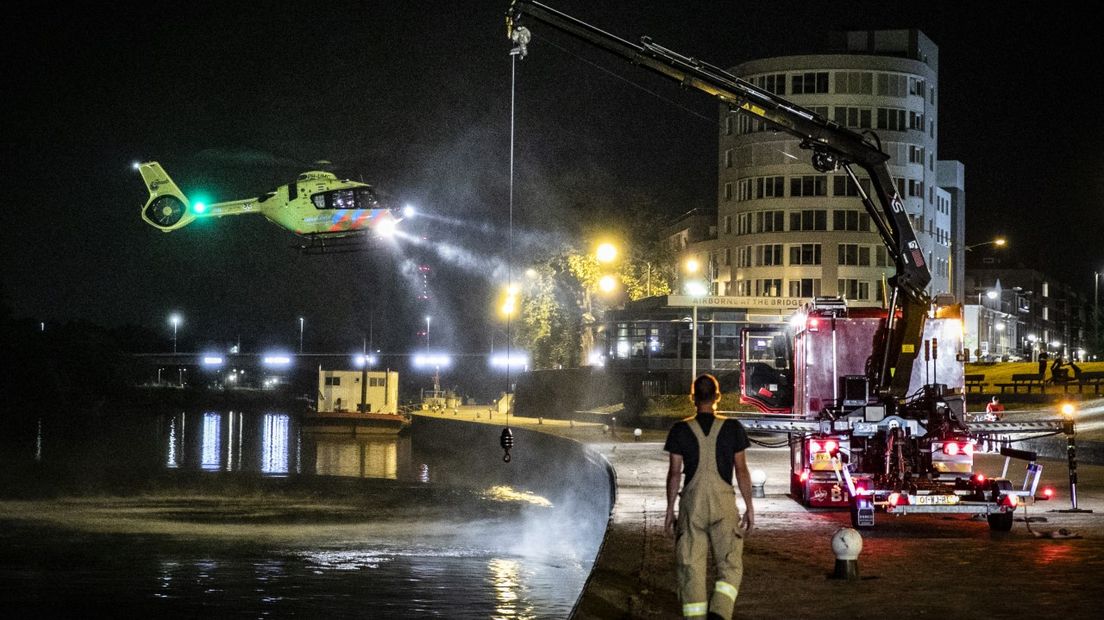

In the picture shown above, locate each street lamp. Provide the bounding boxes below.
[684,257,708,383]
[298,317,305,353]
[965,238,1006,252]
[950,238,1006,301]
[169,313,182,353]
[596,240,654,297]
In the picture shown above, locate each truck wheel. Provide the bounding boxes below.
[987,511,1014,532]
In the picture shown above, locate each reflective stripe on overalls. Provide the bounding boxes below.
[675,417,744,620]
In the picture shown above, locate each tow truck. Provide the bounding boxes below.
[506,1,1076,530]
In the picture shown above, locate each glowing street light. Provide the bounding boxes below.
[598,274,618,293]
[499,285,519,318]
[596,242,618,264]
[965,237,1007,251]
[299,316,305,353]
[168,313,182,353]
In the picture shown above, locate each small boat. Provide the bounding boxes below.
[302,411,410,435]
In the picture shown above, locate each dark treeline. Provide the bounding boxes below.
[0,289,161,415]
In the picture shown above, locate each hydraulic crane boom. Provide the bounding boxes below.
[506,1,933,400]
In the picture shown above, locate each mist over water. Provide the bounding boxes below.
[0,410,609,617]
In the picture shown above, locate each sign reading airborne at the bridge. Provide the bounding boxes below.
[666,296,885,311]
[666,295,809,310]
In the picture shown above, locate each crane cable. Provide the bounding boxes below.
[500,39,523,464]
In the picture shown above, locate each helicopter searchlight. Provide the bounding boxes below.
[137,162,399,252]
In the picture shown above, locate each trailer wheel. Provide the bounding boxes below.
[987,511,1013,531]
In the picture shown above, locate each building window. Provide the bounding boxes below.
[791,72,829,95]
[752,73,787,95]
[724,115,733,135]
[838,279,870,300]
[876,73,907,98]
[790,175,827,197]
[755,176,785,199]
[755,278,783,297]
[838,244,872,266]
[737,213,751,235]
[833,175,871,197]
[788,278,821,297]
[832,210,871,232]
[909,111,925,131]
[789,243,822,265]
[738,115,771,134]
[724,247,732,266]
[756,244,784,266]
[908,179,924,198]
[325,376,341,386]
[725,149,734,168]
[874,246,889,267]
[737,179,751,201]
[724,215,732,234]
[754,210,785,233]
[789,209,827,231]
[876,108,907,131]
[908,145,925,164]
[737,246,752,267]
[832,106,873,129]
[835,71,873,95]
[724,183,733,202]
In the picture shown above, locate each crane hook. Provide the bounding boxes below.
[500,427,515,463]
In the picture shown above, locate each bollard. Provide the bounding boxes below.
[750,469,767,498]
[830,528,862,580]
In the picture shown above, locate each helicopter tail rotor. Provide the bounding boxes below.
[137,162,196,232]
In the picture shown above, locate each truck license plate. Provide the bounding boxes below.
[913,495,959,506]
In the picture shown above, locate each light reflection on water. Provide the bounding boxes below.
[2,410,600,617]
[155,410,411,479]
[201,412,222,471]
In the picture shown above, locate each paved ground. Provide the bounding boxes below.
[420,407,1104,619]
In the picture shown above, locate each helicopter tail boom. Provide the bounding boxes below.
[138,162,195,232]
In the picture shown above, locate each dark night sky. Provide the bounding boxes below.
[1,1,1101,355]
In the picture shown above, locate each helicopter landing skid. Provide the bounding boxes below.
[294,232,370,255]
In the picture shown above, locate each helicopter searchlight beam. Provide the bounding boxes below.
[137,162,399,243]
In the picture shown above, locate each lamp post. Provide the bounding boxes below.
[596,240,656,298]
[950,237,1006,301]
[1095,271,1101,359]
[298,317,305,353]
[169,313,182,354]
[684,257,707,383]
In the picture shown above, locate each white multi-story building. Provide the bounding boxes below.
[699,29,965,303]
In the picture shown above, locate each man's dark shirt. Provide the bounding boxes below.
[663,412,751,485]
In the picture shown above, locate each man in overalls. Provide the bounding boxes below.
[664,374,754,620]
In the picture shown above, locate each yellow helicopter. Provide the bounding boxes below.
[136,161,401,252]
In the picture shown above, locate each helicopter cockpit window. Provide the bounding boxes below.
[312,187,380,210]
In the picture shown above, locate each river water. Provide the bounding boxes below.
[0,410,608,618]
